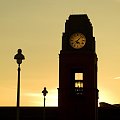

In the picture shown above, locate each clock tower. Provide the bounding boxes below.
[58,14,98,120]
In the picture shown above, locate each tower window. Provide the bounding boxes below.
[75,73,83,80]
[75,73,84,95]
[75,80,83,88]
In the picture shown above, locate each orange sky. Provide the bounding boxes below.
[0,0,120,106]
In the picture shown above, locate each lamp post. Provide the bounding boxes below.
[42,87,48,120]
[14,49,25,120]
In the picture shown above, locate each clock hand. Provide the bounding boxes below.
[76,38,80,42]
[75,38,80,44]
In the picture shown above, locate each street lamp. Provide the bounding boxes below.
[14,49,25,120]
[42,87,48,120]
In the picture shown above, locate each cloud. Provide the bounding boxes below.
[114,77,120,80]
[23,93,41,97]
[22,89,57,98]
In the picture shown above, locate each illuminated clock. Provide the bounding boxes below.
[69,33,86,49]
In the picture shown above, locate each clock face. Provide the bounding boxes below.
[69,33,86,49]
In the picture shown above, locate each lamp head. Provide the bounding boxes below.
[42,87,48,96]
[14,49,25,65]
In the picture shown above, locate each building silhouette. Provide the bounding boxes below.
[0,105,120,120]
[58,14,98,120]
